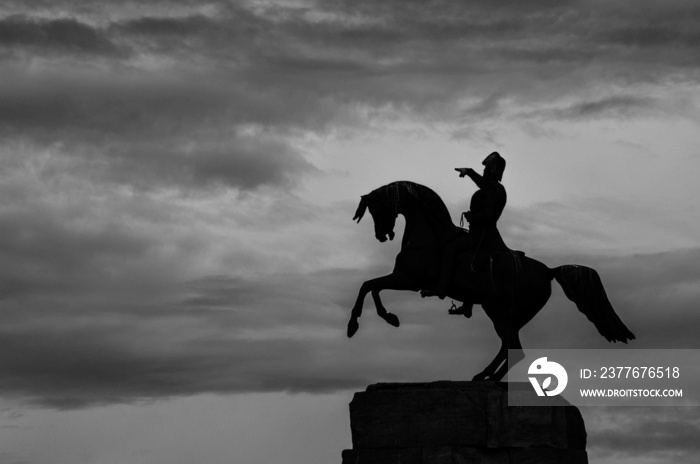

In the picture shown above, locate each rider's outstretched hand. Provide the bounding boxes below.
[455,167,475,178]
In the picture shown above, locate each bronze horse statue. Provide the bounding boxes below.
[347,181,635,381]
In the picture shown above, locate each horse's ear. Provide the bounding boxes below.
[353,195,368,223]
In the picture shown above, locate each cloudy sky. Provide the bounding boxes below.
[0,0,699,463]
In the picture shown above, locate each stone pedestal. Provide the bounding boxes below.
[341,381,587,464]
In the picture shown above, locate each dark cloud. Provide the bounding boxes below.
[99,138,316,191]
[0,164,334,305]
[0,73,236,138]
[601,250,700,349]
[3,0,700,195]
[0,243,506,409]
[0,72,319,192]
[114,14,212,37]
[98,1,700,123]
[0,207,151,300]
[565,96,655,119]
[587,407,700,463]
[0,244,697,409]
[0,184,212,306]
[520,249,700,350]
[595,0,700,52]
[605,25,700,49]
[0,0,696,427]
[520,95,657,121]
[0,15,126,57]
[0,268,427,408]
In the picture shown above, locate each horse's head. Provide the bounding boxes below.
[353,193,396,243]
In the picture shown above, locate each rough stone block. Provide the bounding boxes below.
[565,406,587,450]
[344,382,588,464]
[341,448,421,464]
[422,446,509,464]
[487,391,568,448]
[350,382,586,451]
[350,382,491,448]
[509,447,588,464]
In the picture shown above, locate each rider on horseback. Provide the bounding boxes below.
[427,151,508,316]
[349,167,635,378]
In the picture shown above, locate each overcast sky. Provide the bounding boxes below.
[0,1,699,463]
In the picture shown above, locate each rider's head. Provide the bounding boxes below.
[482,151,506,182]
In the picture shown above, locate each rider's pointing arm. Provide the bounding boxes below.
[455,167,484,188]
[465,168,485,189]
[455,164,505,227]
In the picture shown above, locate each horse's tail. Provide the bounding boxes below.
[551,265,635,343]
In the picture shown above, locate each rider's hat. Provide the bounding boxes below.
[482,151,506,181]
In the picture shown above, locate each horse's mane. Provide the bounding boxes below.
[369,181,458,233]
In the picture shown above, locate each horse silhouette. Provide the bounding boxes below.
[347,181,635,381]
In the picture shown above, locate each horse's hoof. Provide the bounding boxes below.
[347,318,359,338]
[383,312,400,327]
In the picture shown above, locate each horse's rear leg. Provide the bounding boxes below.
[473,332,523,381]
[472,344,507,381]
[491,333,524,381]
[473,304,524,381]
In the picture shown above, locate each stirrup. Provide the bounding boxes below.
[448,301,473,318]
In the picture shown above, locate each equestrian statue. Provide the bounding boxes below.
[347,152,635,381]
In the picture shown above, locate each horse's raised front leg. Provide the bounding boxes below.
[347,273,417,338]
[370,275,411,328]
[347,279,372,338]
